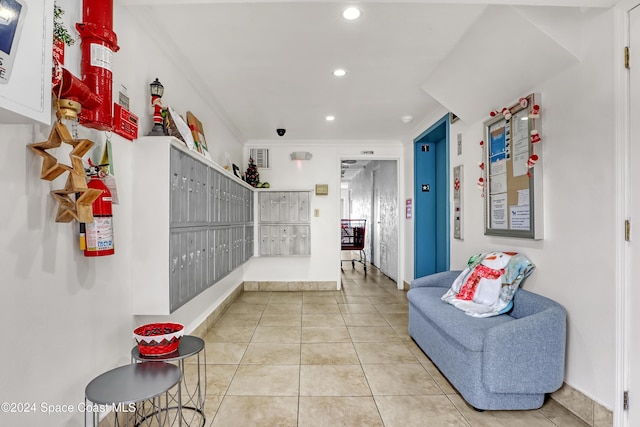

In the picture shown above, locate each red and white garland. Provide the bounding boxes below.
[526,101,541,177]
[479,97,541,196]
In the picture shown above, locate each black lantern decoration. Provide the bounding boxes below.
[147,78,165,136]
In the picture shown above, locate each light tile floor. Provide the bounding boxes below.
[189,264,589,426]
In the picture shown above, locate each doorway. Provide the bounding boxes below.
[340,159,399,282]
[414,115,450,279]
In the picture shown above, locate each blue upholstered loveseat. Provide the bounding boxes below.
[408,270,567,410]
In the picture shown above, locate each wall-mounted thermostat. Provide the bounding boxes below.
[0,0,27,84]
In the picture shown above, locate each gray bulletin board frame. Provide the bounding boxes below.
[483,93,543,239]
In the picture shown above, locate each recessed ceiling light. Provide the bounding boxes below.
[401,115,413,124]
[333,69,347,77]
[326,115,335,121]
[342,7,361,20]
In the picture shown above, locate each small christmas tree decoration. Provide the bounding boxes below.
[245,157,259,187]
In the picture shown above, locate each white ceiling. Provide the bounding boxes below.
[120,0,612,142]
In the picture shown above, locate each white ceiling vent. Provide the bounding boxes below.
[250,148,270,169]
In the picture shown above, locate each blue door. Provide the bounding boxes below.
[414,115,450,278]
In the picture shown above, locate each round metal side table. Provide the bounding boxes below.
[85,361,182,427]
[132,335,206,427]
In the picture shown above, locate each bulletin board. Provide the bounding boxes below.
[483,93,543,239]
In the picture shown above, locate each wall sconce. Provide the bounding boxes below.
[290,152,312,161]
[147,78,165,136]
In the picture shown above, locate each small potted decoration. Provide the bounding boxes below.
[245,157,259,187]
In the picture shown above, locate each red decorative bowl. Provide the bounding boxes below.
[133,322,184,356]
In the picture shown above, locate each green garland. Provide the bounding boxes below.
[53,2,75,46]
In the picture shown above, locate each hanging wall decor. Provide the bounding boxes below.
[477,142,485,196]
[482,93,543,239]
[28,122,101,223]
[453,165,464,240]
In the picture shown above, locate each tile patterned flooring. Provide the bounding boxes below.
[183,264,589,426]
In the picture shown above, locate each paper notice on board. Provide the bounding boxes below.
[510,205,530,230]
[491,194,508,229]
[490,172,507,194]
[512,109,530,177]
[517,189,530,206]
[490,158,506,176]
[513,152,529,177]
[490,125,506,157]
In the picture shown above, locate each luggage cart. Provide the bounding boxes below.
[340,219,367,274]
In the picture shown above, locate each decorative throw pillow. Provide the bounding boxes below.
[441,251,535,317]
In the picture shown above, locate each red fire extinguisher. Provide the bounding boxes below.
[84,177,114,257]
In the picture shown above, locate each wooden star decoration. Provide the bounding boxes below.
[50,174,102,223]
[29,122,103,223]
[28,122,74,181]
[29,123,96,186]
[68,154,89,190]
[50,191,78,223]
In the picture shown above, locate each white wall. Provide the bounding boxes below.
[0,4,246,426]
[403,8,616,410]
[0,125,134,427]
[243,141,403,287]
[0,2,618,423]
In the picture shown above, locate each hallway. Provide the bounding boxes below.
[184,265,590,426]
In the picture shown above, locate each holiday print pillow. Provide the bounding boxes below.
[441,251,535,317]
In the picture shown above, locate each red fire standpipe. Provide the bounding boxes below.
[53,68,102,111]
[75,0,119,131]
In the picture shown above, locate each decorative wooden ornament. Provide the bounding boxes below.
[29,122,101,223]
[28,122,74,181]
[50,191,78,223]
[50,174,101,223]
[28,123,95,184]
